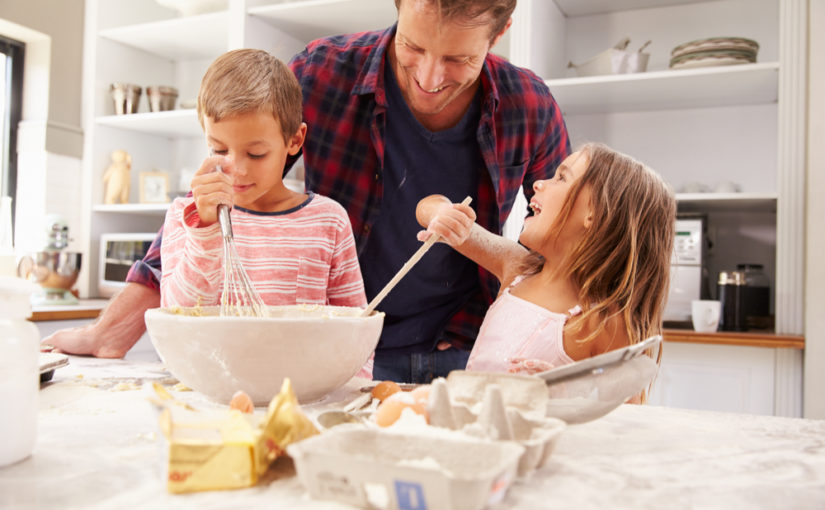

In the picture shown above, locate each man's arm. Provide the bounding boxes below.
[42,282,160,358]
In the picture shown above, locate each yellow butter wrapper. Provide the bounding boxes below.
[163,408,259,493]
[256,378,319,476]
[154,378,318,494]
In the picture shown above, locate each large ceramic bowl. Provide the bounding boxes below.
[144,305,383,405]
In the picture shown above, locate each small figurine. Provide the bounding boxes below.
[103,149,131,204]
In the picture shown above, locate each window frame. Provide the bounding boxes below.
[1,34,24,230]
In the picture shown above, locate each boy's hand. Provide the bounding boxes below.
[415,194,476,247]
[190,155,234,226]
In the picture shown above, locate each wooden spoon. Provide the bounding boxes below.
[362,196,472,317]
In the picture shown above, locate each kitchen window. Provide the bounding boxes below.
[1,34,23,228]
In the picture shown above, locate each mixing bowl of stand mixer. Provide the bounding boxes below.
[17,216,82,306]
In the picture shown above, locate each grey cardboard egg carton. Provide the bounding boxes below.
[429,374,565,477]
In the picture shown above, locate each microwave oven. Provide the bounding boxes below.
[98,233,157,298]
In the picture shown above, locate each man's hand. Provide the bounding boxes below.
[41,283,160,358]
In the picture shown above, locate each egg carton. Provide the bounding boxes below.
[287,427,524,510]
[429,376,565,477]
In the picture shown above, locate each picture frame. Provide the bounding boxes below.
[139,171,170,204]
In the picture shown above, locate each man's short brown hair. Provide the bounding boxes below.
[394,0,516,40]
[197,49,303,143]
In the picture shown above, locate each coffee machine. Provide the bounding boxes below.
[663,217,706,323]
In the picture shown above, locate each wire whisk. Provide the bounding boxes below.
[218,204,267,317]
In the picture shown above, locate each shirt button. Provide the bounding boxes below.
[374,173,380,181]
[363,224,371,234]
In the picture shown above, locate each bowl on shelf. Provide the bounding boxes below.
[146,86,179,112]
[144,305,384,405]
[669,37,759,69]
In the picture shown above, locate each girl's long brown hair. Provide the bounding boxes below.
[522,143,676,348]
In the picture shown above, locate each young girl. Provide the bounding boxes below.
[160,50,366,312]
[416,143,675,375]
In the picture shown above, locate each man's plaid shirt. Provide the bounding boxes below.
[128,24,570,350]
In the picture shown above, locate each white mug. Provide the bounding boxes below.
[691,300,721,333]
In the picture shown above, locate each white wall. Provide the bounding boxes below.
[804,0,824,420]
[1,1,86,271]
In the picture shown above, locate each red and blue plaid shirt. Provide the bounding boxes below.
[128,24,570,350]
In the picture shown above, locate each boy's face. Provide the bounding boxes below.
[205,111,305,211]
[519,150,593,253]
[390,0,509,130]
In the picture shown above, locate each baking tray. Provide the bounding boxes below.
[39,352,69,383]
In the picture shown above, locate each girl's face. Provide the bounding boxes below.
[205,111,304,211]
[519,150,593,253]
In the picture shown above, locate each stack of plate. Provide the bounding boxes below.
[669,37,759,69]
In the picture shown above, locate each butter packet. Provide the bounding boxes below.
[151,379,318,493]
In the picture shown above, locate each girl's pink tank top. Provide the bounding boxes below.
[466,275,580,372]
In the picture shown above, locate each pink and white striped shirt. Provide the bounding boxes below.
[160,193,366,309]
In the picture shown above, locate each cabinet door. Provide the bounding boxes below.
[649,342,775,415]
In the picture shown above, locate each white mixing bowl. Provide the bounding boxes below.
[144,305,383,405]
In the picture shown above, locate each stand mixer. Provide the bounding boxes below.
[17,216,82,306]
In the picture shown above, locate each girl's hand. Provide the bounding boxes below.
[507,357,554,375]
[415,194,476,247]
[190,155,234,226]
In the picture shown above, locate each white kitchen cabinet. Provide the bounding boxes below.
[649,342,777,415]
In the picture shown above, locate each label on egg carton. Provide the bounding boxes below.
[151,379,319,493]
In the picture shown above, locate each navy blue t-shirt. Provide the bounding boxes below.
[360,63,483,354]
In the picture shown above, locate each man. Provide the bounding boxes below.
[44,0,570,383]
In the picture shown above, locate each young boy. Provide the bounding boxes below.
[160,49,366,312]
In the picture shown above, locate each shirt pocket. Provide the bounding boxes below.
[295,256,331,305]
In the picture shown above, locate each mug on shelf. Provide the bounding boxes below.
[691,299,721,333]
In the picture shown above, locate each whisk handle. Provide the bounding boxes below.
[218,204,233,239]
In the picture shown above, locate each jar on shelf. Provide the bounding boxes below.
[717,270,746,332]
[0,276,40,466]
[737,263,772,330]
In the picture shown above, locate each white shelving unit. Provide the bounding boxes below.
[507,0,806,416]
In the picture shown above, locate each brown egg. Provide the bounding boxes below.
[371,380,402,402]
[374,391,427,427]
[410,385,431,404]
[229,390,254,414]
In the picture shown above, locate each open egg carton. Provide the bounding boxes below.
[290,374,564,510]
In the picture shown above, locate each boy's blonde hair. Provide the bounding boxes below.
[523,143,676,348]
[197,49,303,143]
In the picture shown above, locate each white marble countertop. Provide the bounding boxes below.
[2,356,824,509]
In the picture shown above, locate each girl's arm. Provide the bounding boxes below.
[416,195,528,285]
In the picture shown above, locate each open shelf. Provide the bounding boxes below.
[675,192,777,212]
[95,109,201,137]
[93,203,169,215]
[547,62,778,115]
[553,0,721,17]
[98,11,229,60]
[248,0,396,41]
